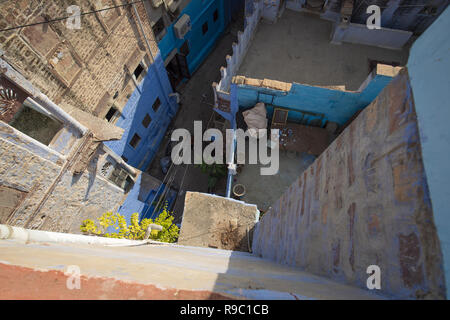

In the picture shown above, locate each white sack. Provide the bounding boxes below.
[242,102,268,138]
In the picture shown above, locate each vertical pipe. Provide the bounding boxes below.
[225,127,237,198]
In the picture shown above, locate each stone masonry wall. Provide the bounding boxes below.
[252,69,446,299]
[0,0,158,119]
[0,131,126,234]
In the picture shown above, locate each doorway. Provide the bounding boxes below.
[166,41,191,90]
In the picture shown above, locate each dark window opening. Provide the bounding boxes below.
[152,17,166,41]
[142,113,152,128]
[129,133,141,148]
[213,9,219,22]
[166,56,182,90]
[180,40,190,56]
[202,22,208,35]
[109,165,134,191]
[133,64,144,79]
[152,97,161,113]
[113,91,119,99]
[124,176,134,193]
[105,106,118,122]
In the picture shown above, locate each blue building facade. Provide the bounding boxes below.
[106,1,244,168]
[104,1,245,222]
[105,53,178,172]
[112,173,178,225]
[104,52,179,222]
[214,70,396,128]
[158,0,236,76]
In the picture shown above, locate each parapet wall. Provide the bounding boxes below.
[252,69,446,299]
[232,65,400,126]
[212,0,263,111]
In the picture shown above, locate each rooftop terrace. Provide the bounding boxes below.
[237,10,409,90]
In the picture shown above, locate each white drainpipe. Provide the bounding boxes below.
[0,224,146,246]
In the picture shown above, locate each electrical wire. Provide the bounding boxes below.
[0,0,145,32]
[166,163,189,225]
[149,161,180,220]
[0,0,434,33]
[142,138,183,220]
[144,160,176,217]
[143,92,216,222]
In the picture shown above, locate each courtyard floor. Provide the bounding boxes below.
[238,10,409,90]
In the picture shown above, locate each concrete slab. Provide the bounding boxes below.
[0,239,386,299]
[178,192,258,251]
[238,10,409,90]
[234,148,316,212]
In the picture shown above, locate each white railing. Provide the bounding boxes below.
[212,0,264,106]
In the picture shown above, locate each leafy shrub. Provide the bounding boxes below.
[80,205,179,243]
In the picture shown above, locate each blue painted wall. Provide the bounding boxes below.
[113,173,177,226]
[235,74,394,126]
[158,0,229,75]
[105,53,178,171]
[407,6,450,299]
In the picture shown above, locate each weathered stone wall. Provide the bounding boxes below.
[0,127,127,233]
[32,156,128,234]
[0,0,158,120]
[0,133,60,225]
[252,69,446,299]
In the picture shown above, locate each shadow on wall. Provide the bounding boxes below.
[250,69,446,299]
[105,53,178,171]
[211,247,388,300]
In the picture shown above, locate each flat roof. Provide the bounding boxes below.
[237,10,409,91]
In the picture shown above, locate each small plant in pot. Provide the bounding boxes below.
[196,162,227,193]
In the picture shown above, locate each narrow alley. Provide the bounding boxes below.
[146,12,244,224]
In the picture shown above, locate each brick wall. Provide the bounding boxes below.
[0,0,158,120]
[252,69,446,299]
